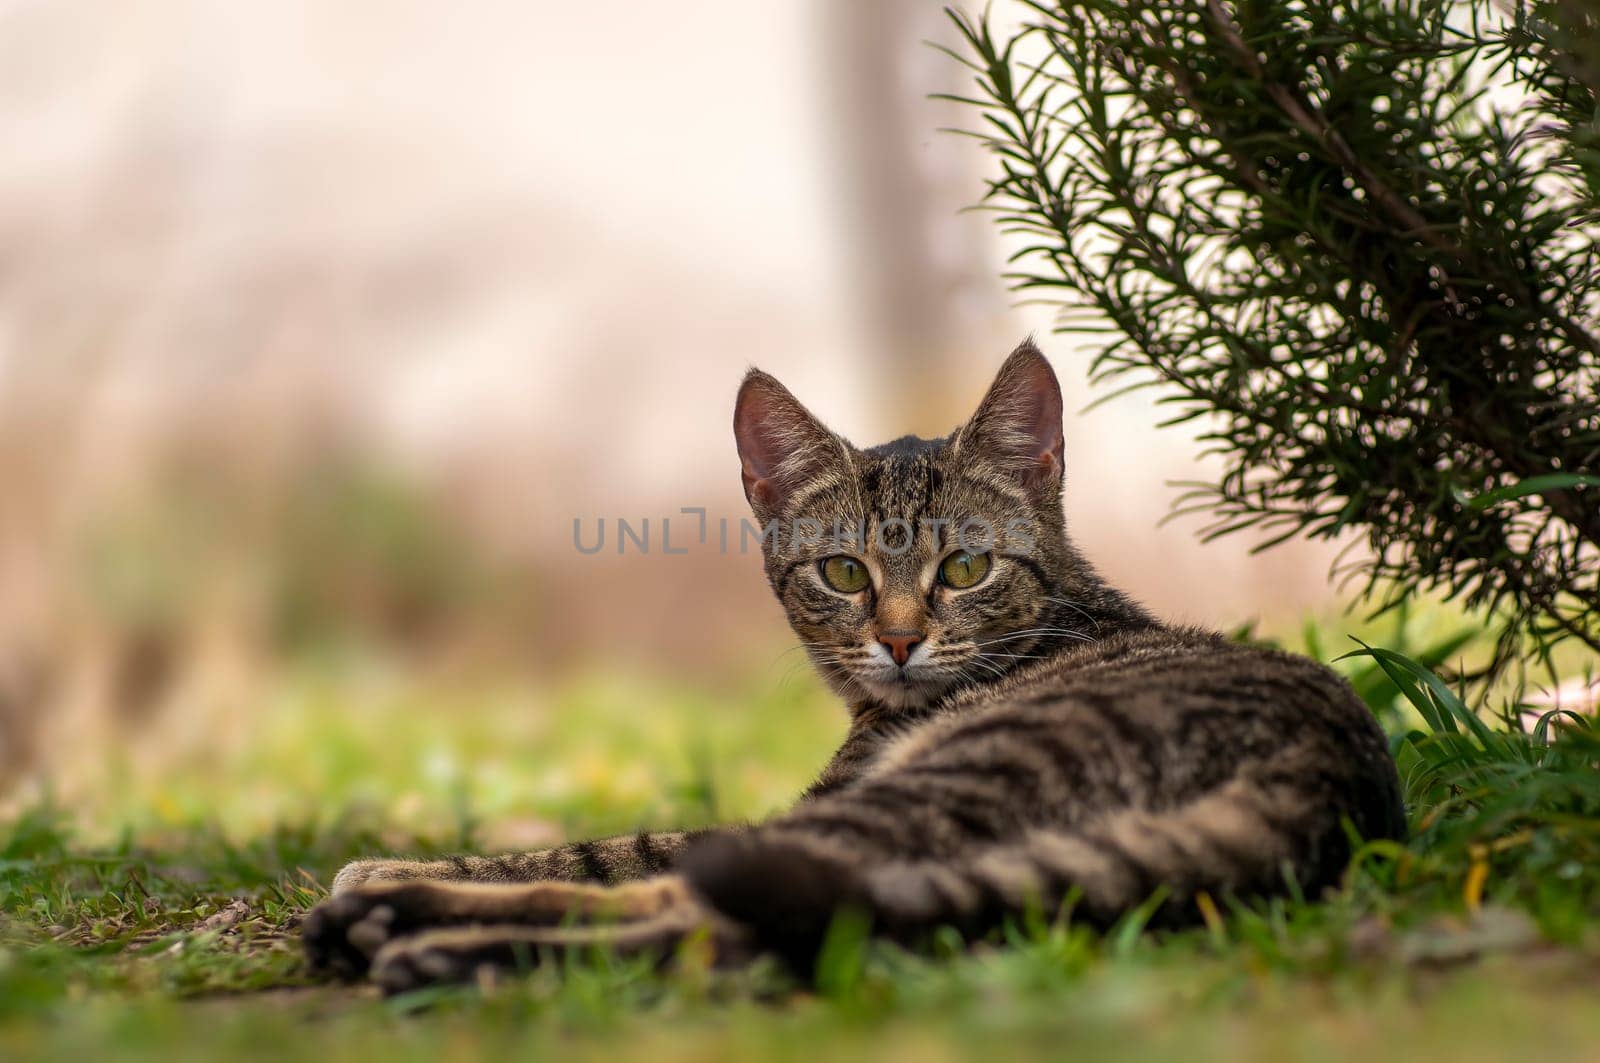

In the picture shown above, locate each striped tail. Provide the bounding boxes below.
[680,777,1352,971]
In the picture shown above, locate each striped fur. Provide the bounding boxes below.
[330,829,699,892]
[303,341,1405,991]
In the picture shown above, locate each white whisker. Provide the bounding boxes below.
[971,628,1094,647]
[1042,595,1104,632]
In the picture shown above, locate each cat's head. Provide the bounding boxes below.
[735,340,1129,711]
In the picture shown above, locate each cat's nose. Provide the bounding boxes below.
[878,630,925,666]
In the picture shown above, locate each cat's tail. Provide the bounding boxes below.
[679,778,1361,973]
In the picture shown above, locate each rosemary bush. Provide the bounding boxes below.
[949,0,1600,676]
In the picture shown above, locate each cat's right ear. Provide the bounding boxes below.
[734,370,848,517]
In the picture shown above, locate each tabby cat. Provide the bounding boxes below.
[303,341,1405,993]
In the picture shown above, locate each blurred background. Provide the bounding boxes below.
[0,0,1355,827]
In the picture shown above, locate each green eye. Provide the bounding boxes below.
[819,555,870,594]
[939,551,991,589]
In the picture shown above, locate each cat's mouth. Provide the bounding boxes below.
[854,650,957,708]
[815,643,961,708]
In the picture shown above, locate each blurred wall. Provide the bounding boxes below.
[0,1,1348,782]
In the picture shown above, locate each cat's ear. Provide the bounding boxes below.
[734,369,850,516]
[955,340,1065,492]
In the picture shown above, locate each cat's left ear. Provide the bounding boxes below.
[956,340,1065,493]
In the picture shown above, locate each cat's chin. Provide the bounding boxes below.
[855,675,944,710]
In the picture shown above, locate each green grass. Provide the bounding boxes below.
[2,612,1599,1061]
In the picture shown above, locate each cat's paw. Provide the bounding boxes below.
[302,883,437,976]
[370,927,541,995]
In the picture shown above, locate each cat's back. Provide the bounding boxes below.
[951,624,1375,739]
[891,624,1405,843]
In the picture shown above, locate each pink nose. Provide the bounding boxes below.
[878,630,924,666]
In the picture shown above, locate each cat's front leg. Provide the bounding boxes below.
[303,875,696,977]
[368,901,753,995]
[329,829,699,893]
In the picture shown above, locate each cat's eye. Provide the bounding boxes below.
[939,550,991,589]
[819,555,870,594]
